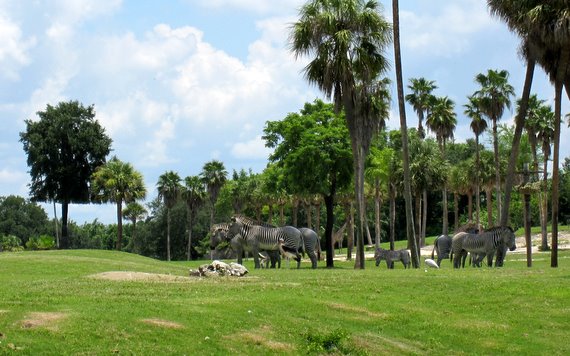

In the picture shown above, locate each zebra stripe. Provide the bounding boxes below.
[450,226,516,268]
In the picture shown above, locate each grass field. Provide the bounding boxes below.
[1,244,569,355]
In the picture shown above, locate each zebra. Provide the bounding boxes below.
[374,248,411,269]
[227,215,303,269]
[210,224,281,268]
[299,228,320,269]
[450,226,516,268]
[431,235,452,266]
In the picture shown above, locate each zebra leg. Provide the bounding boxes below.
[251,246,261,269]
[308,251,317,269]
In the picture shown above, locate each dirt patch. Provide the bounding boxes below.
[354,332,425,355]
[140,318,184,329]
[20,312,67,330]
[224,325,294,352]
[90,271,191,282]
[325,302,388,319]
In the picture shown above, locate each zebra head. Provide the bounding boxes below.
[502,226,517,251]
[210,227,227,250]
[227,216,246,239]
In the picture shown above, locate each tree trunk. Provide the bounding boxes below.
[187,213,193,261]
[467,189,473,224]
[551,80,563,268]
[305,200,312,230]
[475,136,481,229]
[492,117,502,223]
[453,192,459,232]
[167,208,171,262]
[414,194,421,249]
[486,187,493,226]
[267,204,273,225]
[209,200,215,229]
[116,200,123,251]
[541,154,550,251]
[315,200,321,237]
[53,201,60,248]
[324,194,335,268]
[442,185,449,236]
[501,58,535,227]
[132,219,138,254]
[279,202,285,225]
[421,190,427,246]
[61,201,69,249]
[374,184,381,248]
[347,202,354,261]
[292,198,299,227]
[393,0,418,267]
[389,183,396,251]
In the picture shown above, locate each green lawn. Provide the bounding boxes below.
[1,247,569,355]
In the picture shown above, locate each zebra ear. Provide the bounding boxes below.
[231,216,237,223]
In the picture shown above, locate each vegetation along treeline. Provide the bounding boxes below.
[7,0,570,269]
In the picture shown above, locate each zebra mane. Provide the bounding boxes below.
[484,226,513,233]
[232,214,275,228]
[210,223,230,232]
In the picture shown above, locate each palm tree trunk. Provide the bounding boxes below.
[167,208,171,262]
[315,201,321,237]
[551,79,564,268]
[492,118,502,223]
[324,194,335,268]
[292,197,299,227]
[61,200,69,249]
[442,185,449,235]
[393,0,418,267]
[187,213,193,261]
[453,192,459,232]
[475,136,481,229]
[501,58,535,227]
[305,200,312,230]
[389,184,396,251]
[347,202,354,261]
[541,154,550,251]
[116,200,123,251]
[486,187,493,226]
[53,200,60,248]
[374,185,381,248]
[414,194,421,249]
[132,220,138,254]
[468,189,473,223]
[279,202,285,225]
[421,190,427,246]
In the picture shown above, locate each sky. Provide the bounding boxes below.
[1,0,568,225]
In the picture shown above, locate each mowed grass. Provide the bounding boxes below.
[1,247,569,355]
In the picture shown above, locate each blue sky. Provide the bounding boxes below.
[1,0,568,224]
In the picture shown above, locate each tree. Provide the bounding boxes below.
[91,156,146,251]
[200,160,227,228]
[20,101,112,249]
[465,94,488,229]
[290,0,392,269]
[426,96,457,236]
[535,104,555,251]
[122,202,147,254]
[474,69,515,224]
[0,195,49,246]
[365,146,393,249]
[405,77,437,139]
[181,175,206,260]
[392,0,418,267]
[264,99,353,268]
[157,171,181,261]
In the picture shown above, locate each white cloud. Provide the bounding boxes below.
[231,135,272,159]
[195,0,303,15]
[0,12,36,80]
[0,168,28,196]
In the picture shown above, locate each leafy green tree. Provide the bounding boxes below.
[157,171,181,261]
[181,176,206,260]
[465,94,488,228]
[91,157,146,250]
[264,99,353,268]
[474,69,515,224]
[122,202,147,254]
[426,96,457,236]
[0,195,49,246]
[406,78,437,139]
[200,160,227,228]
[290,0,392,269]
[20,100,112,249]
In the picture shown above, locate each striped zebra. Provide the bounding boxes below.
[431,235,452,266]
[375,248,411,269]
[210,223,281,268]
[227,215,303,269]
[450,226,516,268]
[299,228,320,269]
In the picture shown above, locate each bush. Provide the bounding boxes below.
[25,235,56,250]
[0,234,23,252]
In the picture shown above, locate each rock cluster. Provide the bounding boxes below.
[189,260,249,277]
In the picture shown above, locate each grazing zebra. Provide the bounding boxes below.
[374,248,411,269]
[210,224,281,268]
[299,228,320,269]
[450,226,516,269]
[431,235,452,266]
[227,215,303,269]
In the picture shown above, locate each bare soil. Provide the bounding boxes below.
[20,312,68,330]
[89,271,192,282]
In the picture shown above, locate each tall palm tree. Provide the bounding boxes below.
[91,156,146,251]
[181,175,205,261]
[200,160,227,228]
[405,78,437,139]
[122,202,147,254]
[426,96,457,236]
[488,0,569,267]
[465,95,488,229]
[157,171,181,261]
[536,104,555,251]
[365,146,393,248]
[290,0,392,269]
[392,0,418,267]
[474,69,515,224]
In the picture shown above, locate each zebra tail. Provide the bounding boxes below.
[316,236,322,261]
[431,245,435,260]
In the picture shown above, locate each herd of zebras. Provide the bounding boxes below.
[209,215,517,270]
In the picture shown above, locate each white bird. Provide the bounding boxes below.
[424,258,439,269]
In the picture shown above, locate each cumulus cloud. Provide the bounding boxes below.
[0,12,36,80]
[194,0,303,15]
[231,135,272,159]
[0,168,28,196]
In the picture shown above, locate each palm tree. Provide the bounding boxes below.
[181,175,205,261]
[122,202,147,254]
[365,146,393,248]
[290,0,392,269]
[465,95,488,229]
[157,171,181,261]
[426,96,457,236]
[474,69,515,224]
[536,104,555,251]
[392,0,418,267]
[91,156,146,251]
[405,78,437,139]
[488,0,569,267]
[200,160,227,228]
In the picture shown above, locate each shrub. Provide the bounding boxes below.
[0,234,23,252]
[25,235,56,250]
